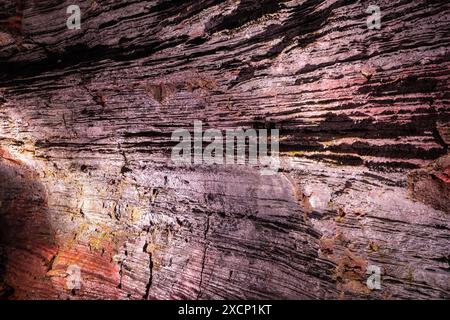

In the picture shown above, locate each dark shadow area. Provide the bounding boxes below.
[0,153,56,299]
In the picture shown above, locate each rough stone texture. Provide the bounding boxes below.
[0,0,449,300]
[408,155,449,214]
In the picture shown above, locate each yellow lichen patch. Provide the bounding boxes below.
[42,167,55,178]
[144,239,158,256]
[143,227,176,272]
[144,229,162,271]
[150,188,159,204]
[19,140,37,157]
[335,208,346,223]
[406,266,414,285]
[367,241,379,253]
[320,140,335,147]
[88,227,113,252]
[129,206,142,222]
[145,227,160,255]
[287,151,306,157]
[327,200,334,209]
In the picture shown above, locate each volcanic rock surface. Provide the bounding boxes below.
[0,0,449,299]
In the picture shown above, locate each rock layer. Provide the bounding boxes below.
[0,0,449,299]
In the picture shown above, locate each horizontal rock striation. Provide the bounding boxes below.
[0,0,449,299]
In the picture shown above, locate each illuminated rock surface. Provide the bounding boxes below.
[0,0,449,299]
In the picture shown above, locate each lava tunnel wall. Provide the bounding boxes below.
[0,0,449,300]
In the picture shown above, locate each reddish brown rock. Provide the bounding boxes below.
[408,154,450,213]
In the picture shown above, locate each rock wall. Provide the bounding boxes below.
[0,0,449,299]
